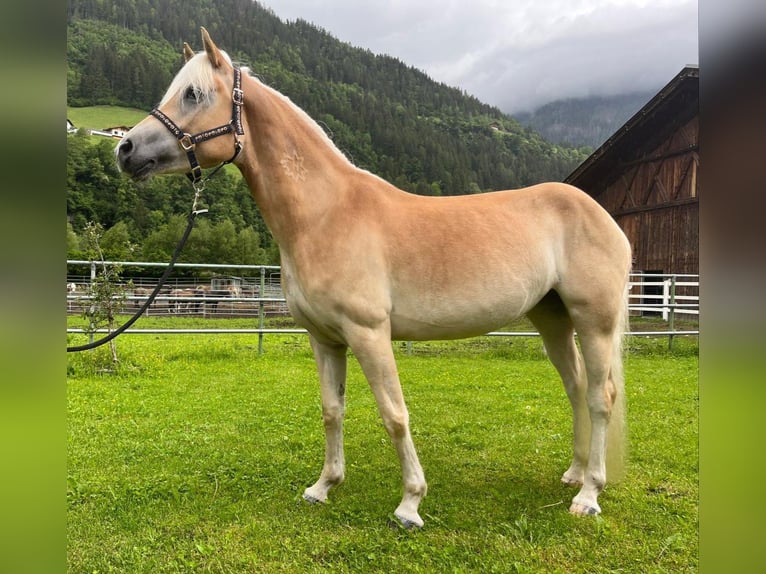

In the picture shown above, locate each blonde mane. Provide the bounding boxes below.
[256,79,352,166]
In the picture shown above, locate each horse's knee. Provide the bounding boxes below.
[382,412,409,440]
[563,374,586,401]
[322,405,344,428]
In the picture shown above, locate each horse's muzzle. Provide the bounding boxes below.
[115,138,156,180]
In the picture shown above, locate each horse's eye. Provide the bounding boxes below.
[184,86,201,102]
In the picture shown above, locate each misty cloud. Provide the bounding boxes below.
[262,0,698,113]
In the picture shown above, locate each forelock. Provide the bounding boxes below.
[159,50,234,107]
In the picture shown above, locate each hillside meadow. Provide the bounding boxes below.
[67,105,149,131]
[67,320,698,573]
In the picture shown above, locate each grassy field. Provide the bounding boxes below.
[67,105,149,130]
[67,319,698,573]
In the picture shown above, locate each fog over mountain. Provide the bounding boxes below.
[262,0,698,114]
[515,91,656,148]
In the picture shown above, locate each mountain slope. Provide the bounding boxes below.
[67,0,588,196]
[516,92,654,149]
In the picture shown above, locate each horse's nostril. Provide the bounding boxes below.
[119,139,133,156]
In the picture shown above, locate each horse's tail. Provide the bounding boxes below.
[606,283,629,483]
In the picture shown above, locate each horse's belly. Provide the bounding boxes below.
[389,295,529,341]
[390,317,508,341]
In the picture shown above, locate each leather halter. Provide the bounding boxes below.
[150,67,244,189]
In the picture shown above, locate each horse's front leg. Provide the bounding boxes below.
[303,337,348,504]
[349,325,427,528]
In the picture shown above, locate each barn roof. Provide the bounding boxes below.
[565,65,699,193]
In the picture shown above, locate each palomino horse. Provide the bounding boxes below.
[116,28,631,528]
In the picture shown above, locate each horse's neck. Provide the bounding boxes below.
[236,77,355,248]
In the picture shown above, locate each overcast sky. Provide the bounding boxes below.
[260,0,698,113]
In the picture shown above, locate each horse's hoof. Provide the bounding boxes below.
[561,476,583,487]
[303,492,322,505]
[569,502,600,516]
[393,512,424,530]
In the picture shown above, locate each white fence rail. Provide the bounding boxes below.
[627,273,699,320]
[67,261,698,350]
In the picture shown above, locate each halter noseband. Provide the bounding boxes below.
[150,67,244,190]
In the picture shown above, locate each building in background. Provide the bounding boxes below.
[566,66,699,276]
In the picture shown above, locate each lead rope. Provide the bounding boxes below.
[66,190,208,353]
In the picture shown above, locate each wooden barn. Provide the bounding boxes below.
[565,66,699,275]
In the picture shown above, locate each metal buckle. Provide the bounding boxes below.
[232,88,244,106]
[179,134,195,151]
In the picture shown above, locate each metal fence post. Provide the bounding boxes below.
[668,275,676,350]
[88,261,96,346]
[258,266,266,355]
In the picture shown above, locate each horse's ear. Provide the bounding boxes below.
[183,42,195,63]
[200,27,223,69]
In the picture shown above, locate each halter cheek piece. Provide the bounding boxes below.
[150,67,244,190]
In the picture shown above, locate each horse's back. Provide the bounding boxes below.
[383,181,629,284]
[377,182,630,340]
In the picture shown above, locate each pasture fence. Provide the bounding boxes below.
[67,260,699,352]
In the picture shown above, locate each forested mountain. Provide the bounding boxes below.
[67,0,590,266]
[516,92,655,149]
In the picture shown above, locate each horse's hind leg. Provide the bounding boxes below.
[565,328,617,515]
[565,299,625,516]
[527,292,589,487]
[303,337,348,504]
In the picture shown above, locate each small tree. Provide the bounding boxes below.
[100,220,135,260]
[82,222,132,364]
[66,221,82,259]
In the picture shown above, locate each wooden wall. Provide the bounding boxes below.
[596,116,699,274]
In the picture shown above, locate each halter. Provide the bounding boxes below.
[150,67,245,190]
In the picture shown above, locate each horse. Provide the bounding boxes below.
[169,288,198,315]
[116,28,632,528]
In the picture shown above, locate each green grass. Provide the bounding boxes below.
[67,105,150,130]
[67,320,698,573]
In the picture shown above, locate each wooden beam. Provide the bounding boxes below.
[619,145,699,168]
[613,197,698,217]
